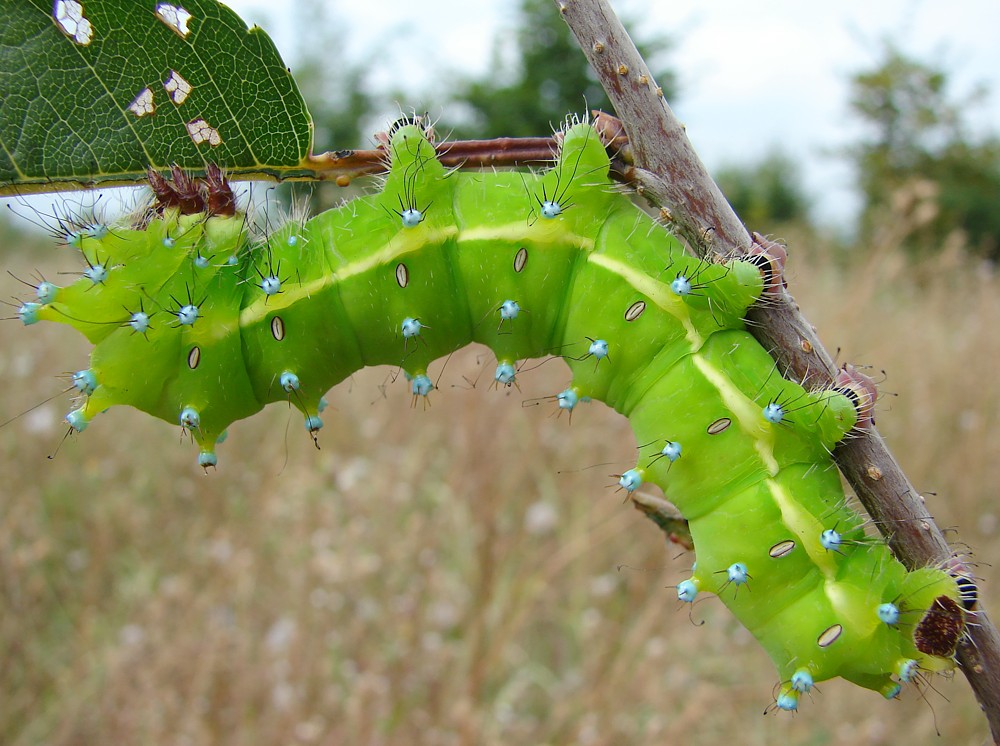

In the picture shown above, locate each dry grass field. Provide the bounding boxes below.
[1,209,997,744]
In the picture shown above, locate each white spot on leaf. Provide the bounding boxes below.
[53,0,94,45]
[128,87,155,117]
[155,3,193,39]
[186,119,222,146]
[163,70,192,105]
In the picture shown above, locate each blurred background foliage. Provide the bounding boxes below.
[442,0,674,139]
[278,0,1000,262]
[845,41,1000,260]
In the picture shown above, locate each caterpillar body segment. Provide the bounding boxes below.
[21,121,964,705]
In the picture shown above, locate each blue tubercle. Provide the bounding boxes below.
[540,200,562,219]
[280,371,301,392]
[587,338,609,360]
[400,208,424,228]
[775,691,799,712]
[726,562,750,585]
[791,669,813,693]
[36,281,58,304]
[304,415,323,433]
[897,658,918,683]
[557,388,580,411]
[65,408,89,432]
[179,407,200,430]
[495,361,517,386]
[878,603,900,626]
[199,451,218,468]
[763,402,785,424]
[660,441,682,462]
[176,304,199,326]
[129,311,150,334]
[18,302,42,325]
[618,468,643,493]
[84,264,108,284]
[411,373,433,397]
[676,579,698,603]
[261,276,281,295]
[72,369,97,395]
[401,317,423,339]
[670,275,692,296]
[500,299,520,320]
[820,528,842,551]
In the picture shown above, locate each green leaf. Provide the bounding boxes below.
[0,0,314,194]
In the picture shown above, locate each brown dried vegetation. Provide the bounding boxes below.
[1,212,996,744]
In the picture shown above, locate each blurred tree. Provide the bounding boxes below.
[447,0,676,138]
[289,0,376,152]
[847,42,1000,259]
[282,0,380,211]
[715,151,811,232]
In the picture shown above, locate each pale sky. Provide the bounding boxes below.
[225,0,1000,228]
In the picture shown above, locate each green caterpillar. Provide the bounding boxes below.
[15,119,966,710]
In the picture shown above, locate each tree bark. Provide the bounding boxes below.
[552,0,1000,740]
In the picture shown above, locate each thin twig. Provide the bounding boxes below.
[553,0,1000,739]
[307,138,560,184]
[0,139,563,198]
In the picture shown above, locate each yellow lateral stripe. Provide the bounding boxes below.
[457,221,595,249]
[238,222,595,328]
[692,353,779,474]
[694,351,855,627]
[238,224,456,327]
[766,477,839,580]
[587,252,702,346]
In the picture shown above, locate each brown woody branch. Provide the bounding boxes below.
[552,0,1000,740]
[306,138,559,185]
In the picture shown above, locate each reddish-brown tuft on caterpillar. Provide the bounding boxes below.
[915,596,966,657]
[146,164,236,217]
[203,164,237,217]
